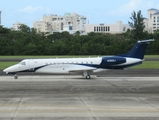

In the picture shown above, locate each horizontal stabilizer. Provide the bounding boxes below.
[138,39,154,43]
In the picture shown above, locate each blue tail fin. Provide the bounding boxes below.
[117,39,154,59]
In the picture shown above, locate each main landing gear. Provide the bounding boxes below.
[14,74,18,79]
[83,71,91,79]
[85,75,91,79]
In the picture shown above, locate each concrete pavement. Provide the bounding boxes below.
[0,75,159,120]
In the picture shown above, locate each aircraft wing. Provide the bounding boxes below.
[68,64,97,72]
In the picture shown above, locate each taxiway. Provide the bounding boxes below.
[0,75,159,120]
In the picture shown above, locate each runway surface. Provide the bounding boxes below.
[0,75,159,120]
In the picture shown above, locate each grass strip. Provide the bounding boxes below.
[0,62,18,70]
[130,61,159,69]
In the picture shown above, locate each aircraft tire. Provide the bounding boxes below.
[86,75,91,79]
[14,76,18,79]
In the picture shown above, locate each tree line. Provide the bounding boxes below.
[0,10,159,55]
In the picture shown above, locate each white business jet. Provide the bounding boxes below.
[3,39,154,79]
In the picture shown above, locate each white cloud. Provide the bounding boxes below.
[106,0,155,16]
[19,6,43,14]
[118,0,143,14]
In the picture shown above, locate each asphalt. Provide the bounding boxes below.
[1,69,159,77]
[0,75,159,120]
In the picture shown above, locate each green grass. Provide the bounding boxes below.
[144,55,159,58]
[0,62,18,70]
[130,61,159,69]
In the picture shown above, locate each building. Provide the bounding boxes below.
[85,8,159,34]
[33,13,87,34]
[11,22,26,30]
[145,8,159,33]
[85,21,129,34]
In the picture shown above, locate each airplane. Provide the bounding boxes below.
[3,39,154,79]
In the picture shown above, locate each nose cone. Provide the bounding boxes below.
[3,67,13,74]
[3,68,8,73]
[3,65,19,74]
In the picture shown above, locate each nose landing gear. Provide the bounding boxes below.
[14,74,18,79]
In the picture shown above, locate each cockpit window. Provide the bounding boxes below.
[21,62,26,65]
[18,61,26,65]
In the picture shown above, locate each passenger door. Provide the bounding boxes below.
[29,59,34,71]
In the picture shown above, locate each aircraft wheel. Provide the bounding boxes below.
[14,75,18,79]
[86,75,91,79]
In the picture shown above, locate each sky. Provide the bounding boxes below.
[1,0,159,28]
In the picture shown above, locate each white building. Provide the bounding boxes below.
[145,8,159,33]
[33,13,87,34]
[11,22,26,30]
[85,21,129,34]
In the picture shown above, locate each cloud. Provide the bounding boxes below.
[106,0,155,16]
[118,0,143,14]
[19,6,43,14]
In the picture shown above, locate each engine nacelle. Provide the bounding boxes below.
[101,57,126,66]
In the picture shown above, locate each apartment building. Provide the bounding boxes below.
[85,21,129,34]
[33,13,87,34]
[144,8,159,33]
[11,22,26,30]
